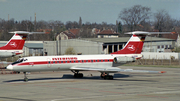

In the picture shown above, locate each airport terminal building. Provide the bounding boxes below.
[43,36,176,55]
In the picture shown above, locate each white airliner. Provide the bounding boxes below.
[7,31,168,81]
[0,31,44,59]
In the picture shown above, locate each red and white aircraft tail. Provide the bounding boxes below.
[111,34,145,54]
[111,31,172,59]
[0,32,27,51]
[0,31,44,58]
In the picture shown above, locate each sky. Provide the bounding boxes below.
[0,0,180,24]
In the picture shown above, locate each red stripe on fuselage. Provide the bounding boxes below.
[14,59,114,66]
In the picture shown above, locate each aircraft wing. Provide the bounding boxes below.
[70,66,165,73]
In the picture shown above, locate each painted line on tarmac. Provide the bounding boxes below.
[66,87,90,91]
[8,79,76,84]
[153,90,180,94]
[99,90,125,94]
[51,95,123,101]
[34,84,56,88]
[137,94,168,98]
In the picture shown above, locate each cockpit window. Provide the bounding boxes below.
[11,58,27,65]
[24,59,28,61]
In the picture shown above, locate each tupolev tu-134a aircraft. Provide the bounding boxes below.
[0,31,44,59]
[6,31,169,81]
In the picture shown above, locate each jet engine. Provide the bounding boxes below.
[0,52,16,58]
[114,56,136,64]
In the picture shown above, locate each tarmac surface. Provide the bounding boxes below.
[0,66,180,101]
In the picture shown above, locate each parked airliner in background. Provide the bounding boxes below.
[0,31,44,59]
[7,31,169,81]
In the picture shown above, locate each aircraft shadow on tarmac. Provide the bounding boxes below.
[3,74,155,82]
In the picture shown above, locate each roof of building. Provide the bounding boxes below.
[97,29,119,35]
[24,43,43,49]
[69,28,80,35]
[162,33,178,40]
[58,29,80,39]
[92,28,100,34]
[62,31,76,38]
[37,29,52,34]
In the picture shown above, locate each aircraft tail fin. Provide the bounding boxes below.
[111,31,172,55]
[0,31,45,51]
[0,32,28,50]
[111,34,146,54]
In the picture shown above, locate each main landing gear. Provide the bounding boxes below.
[100,73,113,80]
[71,70,83,78]
[23,72,28,82]
[71,70,113,80]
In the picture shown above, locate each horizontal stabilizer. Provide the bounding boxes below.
[125,31,172,35]
[9,31,45,34]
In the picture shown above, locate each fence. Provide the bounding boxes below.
[130,59,180,66]
[141,52,180,60]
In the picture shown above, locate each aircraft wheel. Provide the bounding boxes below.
[104,75,113,80]
[79,73,83,78]
[24,77,28,82]
[100,74,104,78]
[74,73,83,78]
[109,75,113,80]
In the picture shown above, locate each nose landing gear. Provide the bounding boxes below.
[23,72,28,82]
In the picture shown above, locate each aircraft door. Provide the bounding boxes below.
[47,58,51,68]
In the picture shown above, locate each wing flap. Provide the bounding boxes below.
[70,66,120,73]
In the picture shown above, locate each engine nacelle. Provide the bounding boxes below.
[0,52,16,58]
[114,56,136,64]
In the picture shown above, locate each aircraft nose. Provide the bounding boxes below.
[6,65,13,70]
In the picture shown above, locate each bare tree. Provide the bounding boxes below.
[65,47,76,55]
[65,21,79,29]
[118,5,151,31]
[154,10,175,32]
